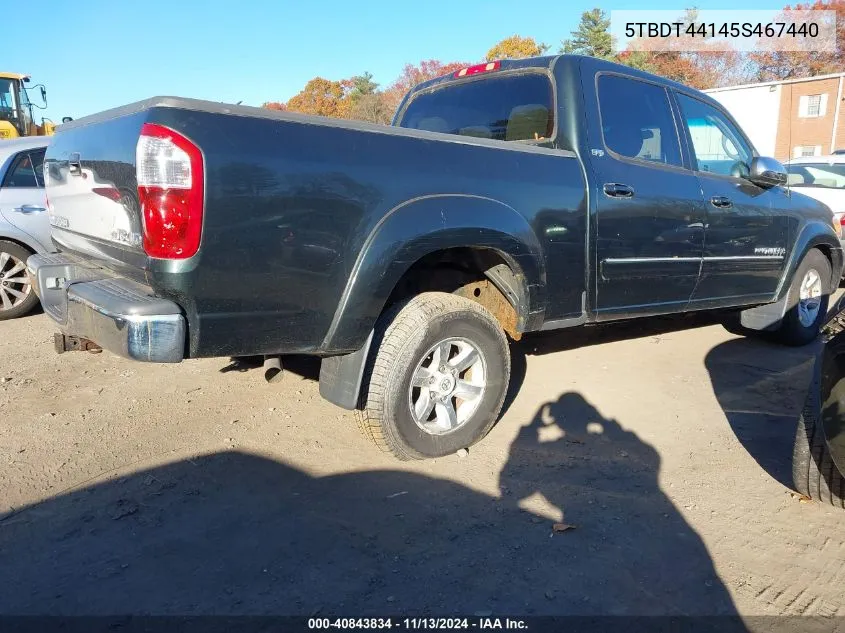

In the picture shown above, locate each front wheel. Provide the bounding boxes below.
[770,249,831,346]
[355,292,511,461]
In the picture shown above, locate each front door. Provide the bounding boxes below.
[589,73,706,319]
[674,92,789,306]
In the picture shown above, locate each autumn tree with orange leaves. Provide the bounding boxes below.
[382,59,471,113]
[751,0,845,80]
[615,8,755,89]
[285,77,351,118]
[277,63,472,123]
[486,35,549,61]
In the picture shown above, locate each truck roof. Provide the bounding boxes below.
[0,72,29,81]
[406,54,723,110]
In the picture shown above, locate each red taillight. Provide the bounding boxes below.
[835,213,843,238]
[136,122,204,259]
[454,61,501,78]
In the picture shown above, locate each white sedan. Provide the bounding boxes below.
[0,137,51,319]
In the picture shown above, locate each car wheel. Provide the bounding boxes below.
[355,292,510,460]
[770,249,831,346]
[0,240,39,321]
[793,336,845,507]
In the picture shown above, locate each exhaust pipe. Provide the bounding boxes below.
[263,355,283,383]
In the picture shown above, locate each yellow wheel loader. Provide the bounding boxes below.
[0,72,67,140]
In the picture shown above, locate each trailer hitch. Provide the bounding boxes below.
[54,333,102,354]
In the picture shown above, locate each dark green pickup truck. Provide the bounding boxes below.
[28,54,844,460]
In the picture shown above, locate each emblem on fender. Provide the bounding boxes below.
[754,247,785,256]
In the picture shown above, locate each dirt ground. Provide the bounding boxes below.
[2,302,845,618]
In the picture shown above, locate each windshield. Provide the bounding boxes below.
[786,163,845,189]
[398,72,554,143]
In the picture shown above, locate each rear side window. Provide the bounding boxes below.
[2,148,46,188]
[598,75,681,167]
[399,73,554,143]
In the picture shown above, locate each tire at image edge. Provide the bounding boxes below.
[792,350,845,508]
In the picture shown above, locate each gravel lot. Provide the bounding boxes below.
[2,305,845,617]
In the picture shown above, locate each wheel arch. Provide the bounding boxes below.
[318,195,545,411]
[320,194,546,354]
[779,223,843,300]
[0,229,43,256]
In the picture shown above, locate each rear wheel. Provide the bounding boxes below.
[355,292,510,461]
[0,241,38,321]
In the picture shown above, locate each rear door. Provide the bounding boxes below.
[674,92,789,305]
[585,71,706,319]
[0,147,50,251]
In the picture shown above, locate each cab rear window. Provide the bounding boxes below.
[398,73,554,143]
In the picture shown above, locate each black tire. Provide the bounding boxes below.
[355,292,510,461]
[792,338,845,507]
[0,240,39,321]
[720,311,754,338]
[770,249,831,346]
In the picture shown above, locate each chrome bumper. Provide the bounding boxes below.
[27,253,186,363]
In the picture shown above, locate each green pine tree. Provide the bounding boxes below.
[560,8,614,59]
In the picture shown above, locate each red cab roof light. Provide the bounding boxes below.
[454,61,501,78]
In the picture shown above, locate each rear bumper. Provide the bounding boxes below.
[27,253,186,363]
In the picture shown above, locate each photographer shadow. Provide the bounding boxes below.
[498,392,737,616]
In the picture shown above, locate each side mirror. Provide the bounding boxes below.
[748,156,787,187]
[40,86,47,103]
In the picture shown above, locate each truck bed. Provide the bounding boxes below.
[44,97,587,358]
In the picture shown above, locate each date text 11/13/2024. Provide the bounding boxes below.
[307,618,528,629]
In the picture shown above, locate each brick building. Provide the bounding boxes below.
[704,73,845,161]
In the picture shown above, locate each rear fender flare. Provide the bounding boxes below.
[321,194,546,352]
[317,195,545,410]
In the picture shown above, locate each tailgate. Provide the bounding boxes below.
[45,105,150,274]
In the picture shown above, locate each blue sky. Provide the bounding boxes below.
[6,0,784,122]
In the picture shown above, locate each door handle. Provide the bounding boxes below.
[603,183,635,198]
[710,196,733,209]
[13,204,47,214]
